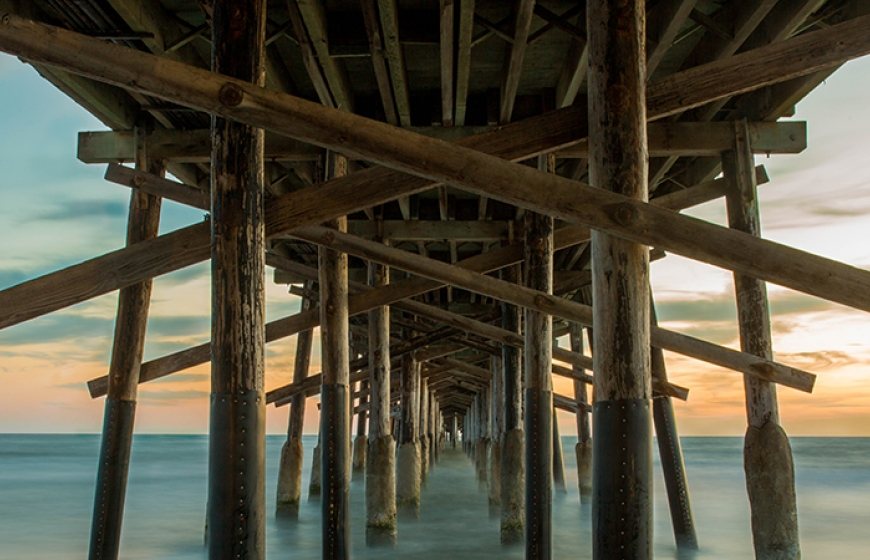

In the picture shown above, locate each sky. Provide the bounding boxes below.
[0,53,868,435]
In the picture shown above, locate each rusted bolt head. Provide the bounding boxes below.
[132,174,146,187]
[218,83,244,107]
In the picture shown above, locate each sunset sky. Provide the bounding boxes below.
[0,53,868,436]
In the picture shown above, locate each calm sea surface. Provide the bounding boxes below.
[0,435,868,559]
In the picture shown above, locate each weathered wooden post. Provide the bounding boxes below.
[309,431,322,499]
[319,152,351,558]
[277,284,315,517]
[500,264,524,544]
[366,252,397,543]
[420,377,430,481]
[207,1,267,557]
[569,324,592,502]
[430,393,439,466]
[451,415,459,448]
[650,299,698,550]
[353,379,368,478]
[723,119,800,559]
[524,203,555,557]
[397,350,422,516]
[489,355,503,512]
[475,387,490,487]
[588,1,653,557]
[552,409,567,494]
[88,122,162,560]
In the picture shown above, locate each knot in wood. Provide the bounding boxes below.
[132,174,146,188]
[218,83,245,107]
[1,14,10,25]
[609,202,638,227]
[322,230,336,245]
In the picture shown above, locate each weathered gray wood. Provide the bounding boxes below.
[454,0,475,125]
[560,121,806,157]
[500,262,525,541]
[89,127,162,560]
[397,349,422,515]
[79,129,320,163]
[4,12,869,327]
[723,119,799,559]
[589,3,652,558]
[524,205,554,559]
[569,324,592,502]
[207,2,266,558]
[439,0,454,126]
[295,0,353,111]
[378,0,411,126]
[83,121,804,163]
[318,153,352,559]
[500,0,536,122]
[361,0,398,125]
[646,0,695,77]
[365,241,397,539]
[276,283,315,517]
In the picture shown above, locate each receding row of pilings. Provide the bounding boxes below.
[82,1,801,559]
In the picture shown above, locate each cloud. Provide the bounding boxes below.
[139,389,210,404]
[774,350,861,371]
[34,199,127,222]
[0,268,29,290]
[148,315,210,338]
[0,313,113,346]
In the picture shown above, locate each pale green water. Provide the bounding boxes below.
[0,435,868,558]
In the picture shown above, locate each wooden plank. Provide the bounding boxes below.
[206,1,266,557]
[377,0,411,126]
[295,0,354,111]
[454,0,475,126]
[2,16,870,328]
[361,0,398,124]
[439,0,455,126]
[559,121,807,157]
[79,129,321,163]
[80,121,804,162]
[646,0,697,77]
[499,0,536,122]
[104,163,208,209]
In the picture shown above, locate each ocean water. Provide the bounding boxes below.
[0,435,868,559]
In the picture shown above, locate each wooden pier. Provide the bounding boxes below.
[0,0,869,558]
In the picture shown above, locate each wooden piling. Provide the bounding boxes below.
[89,123,162,560]
[524,208,554,559]
[318,152,351,559]
[206,1,267,557]
[475,387,490,487]
[397,350,422,516]
[588,2,653,557]
[569,324,592,502]
[488,355,503,511]
[365,253,397,543]
[651,299,698,550]
[352,379,368,478]
[420,377,430,481]
[552,409,567,494]
[500,264,525,543]
[723,119,800,559]
[309,432,322,499]
[277,283,315,517]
